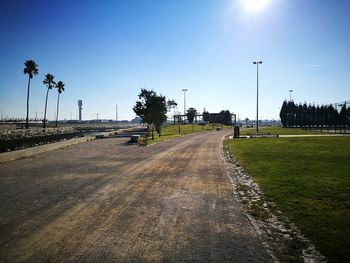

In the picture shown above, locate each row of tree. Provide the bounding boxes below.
[24,60,65,129]
[279,100,350,128]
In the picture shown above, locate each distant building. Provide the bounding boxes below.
[208,113,221,123]
[208,112,232,125]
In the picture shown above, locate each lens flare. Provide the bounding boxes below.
[243,0,271,11]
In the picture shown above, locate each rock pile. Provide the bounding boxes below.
[0,127,80,152]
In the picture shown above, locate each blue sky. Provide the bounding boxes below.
[0,0,349,121]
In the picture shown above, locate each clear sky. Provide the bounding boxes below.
[0,0,349,121]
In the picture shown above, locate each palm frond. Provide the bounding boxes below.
[43,73,56,88]
[24,60,39,78]
[56,81,65,93]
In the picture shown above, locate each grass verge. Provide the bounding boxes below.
[147,124,228,144]
[240,126,325,135]
[228,136,350,263]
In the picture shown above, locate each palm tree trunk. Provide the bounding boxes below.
[56,93,60,127]
[43,88,50,128]
[26,77,31,129]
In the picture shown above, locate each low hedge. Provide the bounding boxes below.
[0,127,81,152]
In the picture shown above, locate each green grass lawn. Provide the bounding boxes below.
[240,126,325,135]
[147,123,228,144]
[228,136,350,263]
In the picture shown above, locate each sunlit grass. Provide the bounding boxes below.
[147,123,229,144]
[240,126,324,135]
[228,136,350,262]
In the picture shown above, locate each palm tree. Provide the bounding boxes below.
[55,81,65,127]
[42,73,56,128]
[23,60,39,129]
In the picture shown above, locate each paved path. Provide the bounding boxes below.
[0,131,271,262]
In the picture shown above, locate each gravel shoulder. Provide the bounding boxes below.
[0,130,271,262]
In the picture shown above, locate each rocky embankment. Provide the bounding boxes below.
[0,127,81,152]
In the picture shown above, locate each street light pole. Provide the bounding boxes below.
[289,89,293,101]
[253,61,262,133]
[116,104,118,129]
[116,104,118,123]
[182,89,188,122]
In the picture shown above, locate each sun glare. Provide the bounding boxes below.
[243,0,271,11]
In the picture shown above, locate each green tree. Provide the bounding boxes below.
[339,104,347,128]
[288,101,296,127]
[167,99,177,118]
[42,74,56,128]
[279,100,288,127]
[320,105,326,128]
[329,104,338,128]
[245,117,249,126]
[296,103,302,127]
[203,111,210,123]
[55,81,65,127]
[301,102,308,128]
[133,89,170,139]
[167,99,177,109]
[186,107,197,123]
[310,104,316,128]
[218,110,232,125]
[315,105,321,128]
[23,60,39,129]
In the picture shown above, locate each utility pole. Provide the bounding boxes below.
[289,89,293,101]
[116,104,118,129]
[116,104,118,123]
[182,89,188,123]
[253,61,262,133]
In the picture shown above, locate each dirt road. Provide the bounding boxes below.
[0,130,271,262]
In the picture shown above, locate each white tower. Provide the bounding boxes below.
[78,100,82,121]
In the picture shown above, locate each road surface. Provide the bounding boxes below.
[0,130,271,262]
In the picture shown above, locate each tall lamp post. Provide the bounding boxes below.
[182,89,188,123]
[253,61,262,133]
[288,89,293,101]
[116,104,118,128]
